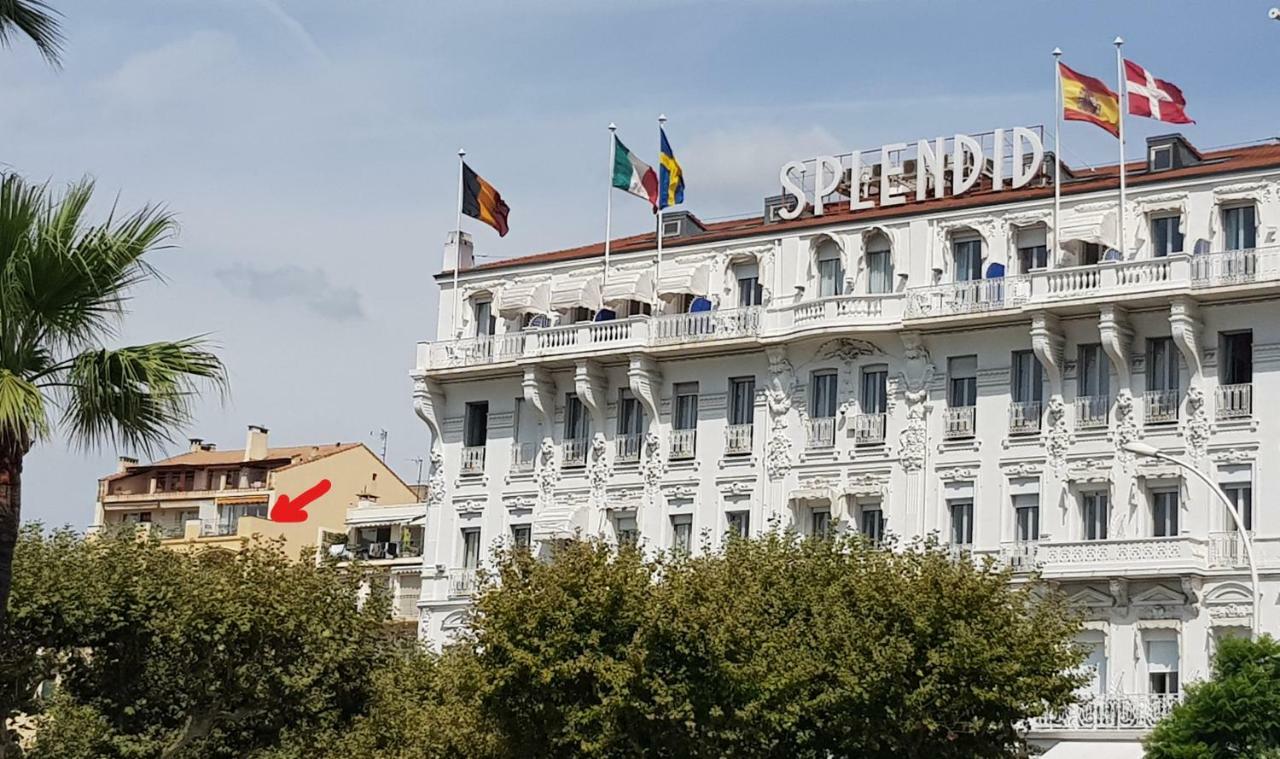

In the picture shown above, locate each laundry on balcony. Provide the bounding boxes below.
[601,269,655,307]
[549,276,602,312]
[495,282,552,319]
[657,261,710,301]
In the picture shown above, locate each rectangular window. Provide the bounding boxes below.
[1223,205,1257,251]
[1220,331,1253,386]
[625,300,651,317]
[564,394,588,441]
[461,528,482,569]
[860,366,888,415]
[866,249,894,293]
[859,506,885,543]
[615,515,638,546]
[1147,338,1180,394]
[673,382,699,430]
[1151,145,1173,171]
[1223,483,1253,532]
[671,514,693,555]
[1083,243,1102,266]
[726,511,750,539]
[1082,491,1109,541]
[511,524,532,550]
[1153,490,1180,537]
[729,377,755,426]
[948,355,978,407]
[952,238,983,281]
[817,249,843,297]
[1077,344,1111,398]
[570,306,595,324]
[473,299,496,337]
[617,389,643,436]
[1010,350,1044,404]
[950,499,974,546]
[1151,215,1184,257]
[1013,494,1040,543]
[1018,244,1048,273]
[1146,639,1180,695]
[810,509,831,538]
[463,402,489,447]
[810,371,838,418]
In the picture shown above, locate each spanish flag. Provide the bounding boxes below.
[1060,62,1121,138]
[461,162,510,237]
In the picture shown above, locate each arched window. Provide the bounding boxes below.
[815,239,843,297]
[865,232,894,294]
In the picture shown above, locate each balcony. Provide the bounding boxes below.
[448,569,479,598]
[460,446,486,475]
[615,433,642,463]
[785,293,905,329]
[1008,400,1042,435]
[1031,256,1179,303]
[1208,531,1252,568]
[349,541,423,561]
[724,424,754,455]
[1074,394,1110,430]
[1216,383,1252,420]
[100,485,268,504]
[943,406,976,440]
[562,438,587,468]
[1031,692,1182,732]
[1143,389,1180,425]
[805,417,836,449]
[905,277,1027,319]
[649,306,762,346]
[510,442,537,474]
[1192,246,1280,288]
[669,429,697,460]
[852,413,886,445]
[999,541,1039,572]
[1036,536,1207,577]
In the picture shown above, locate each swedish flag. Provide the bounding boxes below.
[659,128,685,210]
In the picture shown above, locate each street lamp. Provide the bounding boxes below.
[1122,441,1261,639]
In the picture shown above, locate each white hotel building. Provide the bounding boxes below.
[411,129,1280,752]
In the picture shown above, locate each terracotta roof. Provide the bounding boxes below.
[103,443,361,481]
[439,140,1280,278]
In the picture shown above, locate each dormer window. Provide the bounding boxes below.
[815,241,843,297]
[1150,145,1173,172]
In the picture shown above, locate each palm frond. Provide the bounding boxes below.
[0,0,64,66]
[0,367,49,447]
[59,339,228,457]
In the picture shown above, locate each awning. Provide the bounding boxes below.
[601,270,655,305]
[549,277,602,311]
[1035,741,1144,759]
[657,262,710,300]
[1059,209,1118,250]
[531,503,591,541]
[495,282,551,318]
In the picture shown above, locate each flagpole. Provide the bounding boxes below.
[1114,37,1127,258]
[655,113,667,313]
[605,123,616,296]
[1052,48,1062,270]
[453,148,465,338]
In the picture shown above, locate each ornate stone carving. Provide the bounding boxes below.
[1002,461,1043,478]
[522,366,556,429]
[846,472,889,497]
[1066,457,1112,484]
[1184,385,1211,459]
[412,373,446,442]
[1113,390,1140,468]
[898,389,928,472]
[533,437,560,509]
[1109,578,1130,608]
[766,425,794,479]
[1044,396,1072,474]
[417,608,431,641]
[1098,305,1133,391]
[587,433,612,510]
[1211,447,1257,464]
[426,444,446,510]
[1169,297,1204,382]
[1209,604,1253,621]
[765,346,795,479]
[1031,313,1065,397]
[898,331,936,394]
[936,466,976,481]
[628,354,663,424]
[575,359,608,433]
[639,430,667,506]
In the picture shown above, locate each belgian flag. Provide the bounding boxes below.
[461,162,510,237]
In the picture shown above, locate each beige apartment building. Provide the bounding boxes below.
[94,425,418,558]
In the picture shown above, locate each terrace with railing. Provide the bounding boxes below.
[1144,390,1181,425]
[1074,394,1110,430]
[615,433,642,463]
[724,424,754,455]
[1216,383,1252,420]
[943,406,976,440]
[1008,401,1042,435]
[669,429,697,460]
[852,413,887,445]
[460,446,486,475]
[805,417,836,449]
[1030,692,1182,732]
[562,438,588,468]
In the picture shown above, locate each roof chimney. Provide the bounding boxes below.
[443,230,474,275]
[117,456,138,473]
[188,438,204,453]
[245,425,269,461]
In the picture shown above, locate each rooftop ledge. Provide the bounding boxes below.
[418,247,1280,374]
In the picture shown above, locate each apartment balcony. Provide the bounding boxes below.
[943,406,976,440]
[999,541,1039,572]
[1075,394,1110,430]
[448,569,479,598]
[615,433,642,463]
[1144,389,1180,425]
[805,416,836,449]
[1030,692,1182,732]
[669,429,697,460]
[724,424,754,455]
[852,413,887,445]
[649,306,763,346]
[1007,401,1042,435]
[1216,383,1252,420]
[783,293,905,330]
[460,446,486,475]
[1208,531,1252,569]
[349,541,423,561]
[904,277,1028,319]
[510,442,537,474]
[1031,256,1180,304]
[1035,536,1207,578]
[562,438,587,468]
[1191,246,1280,288]
[100,485,268,504]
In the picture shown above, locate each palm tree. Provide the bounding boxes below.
[0,0,64,65]
[0,173,228,631]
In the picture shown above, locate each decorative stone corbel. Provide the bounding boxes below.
[627,354,663,429]
[1169,296,1204,383]
[522,366,557,429]
[1109,578,1130,609]
[1030,312,1065,398]
[575,359,608,434]
[411,371,446,442]
[1098,305,1134,391]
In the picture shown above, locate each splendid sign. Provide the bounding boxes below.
[777,127,1045,220]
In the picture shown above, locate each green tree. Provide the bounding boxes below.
[0,0,63,65]
[1145,635,1280,759]
[5,526,394,759]
[0,173,227,636]
[437,532,1085,759]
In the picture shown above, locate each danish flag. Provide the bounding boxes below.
[1124,59,1195,124]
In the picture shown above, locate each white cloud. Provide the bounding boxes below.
[214,263,366,322]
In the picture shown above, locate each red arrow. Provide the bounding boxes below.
[269,479,332,523]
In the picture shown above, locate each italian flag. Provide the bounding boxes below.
[612,136,658,210]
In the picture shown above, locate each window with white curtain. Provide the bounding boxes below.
[1152,489,1180,537]
[816,241,844,297]
[810,371,838,418]
[865,233,893,293]
[860,366,888,415]
[673,382,699,430]
[1223,204,1257,251]
[952,236,983,281]
[728,377,755,426]
[671,514,692,555]
[1146,637,1180,694]
[1016,225,1048,273]
[1081,491,1109,541]
[1010,350,1044,404]
[1013,493,1040,543]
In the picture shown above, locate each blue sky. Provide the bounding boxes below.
[6,0,1279,527]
